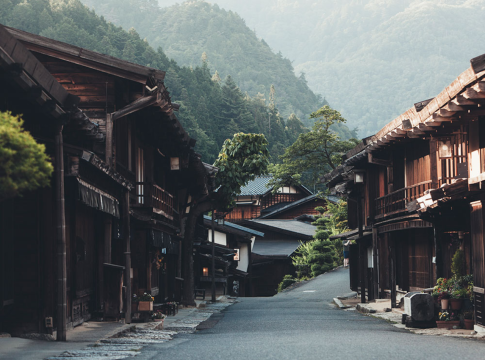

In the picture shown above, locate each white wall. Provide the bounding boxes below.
[208,230,227,246]
[237,243,249,272]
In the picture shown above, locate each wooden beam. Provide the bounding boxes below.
[418,123,434,132]
[402,119,412,130]
[112,94,158,121]
[471,53,485,73]
[424,120,442,127]
[473,81,485,93]
[436,108,456,117]
[442,102,466,112]
[463,87,485,100]
[452,95,476,106]
[390,130,406,138]
[407,132,421,139]
[414,98,434,112]
[411,128,425,135]
[368,152,391,166]
[432,113,456,122]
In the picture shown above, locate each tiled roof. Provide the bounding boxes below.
[248,219,316,238]
[252,239,302,257]
[259,194,339,219]
[238,175,313,196]
[203,215,264,237]
[238,175,273,196]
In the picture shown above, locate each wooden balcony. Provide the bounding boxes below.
[375,180,433,218]
[133,182,175,221]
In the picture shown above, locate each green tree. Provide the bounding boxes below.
[269,105,360,191]
[221,76,257,134]
[182,133,269,305]
[316,199,348,236]
[292,206,339,278]
[0,112,53,200]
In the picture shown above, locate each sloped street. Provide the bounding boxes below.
[137,267,485,360]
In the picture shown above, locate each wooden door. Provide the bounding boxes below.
[73,204,96,326]
[471,200,485,326]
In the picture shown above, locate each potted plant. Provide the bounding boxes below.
[152,310,166,323]
[463,311,474,330]
[438,291,450,310]
[436,311,460,329]
[138,292,154,311]
[450,288,467,310]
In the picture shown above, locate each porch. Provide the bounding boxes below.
[132,182,177,222]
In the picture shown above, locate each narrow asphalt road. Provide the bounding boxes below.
[139,267,485,360]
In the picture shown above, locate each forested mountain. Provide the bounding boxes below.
[0,0,354,164]
[78,0,327,126]
[152,0,485,137]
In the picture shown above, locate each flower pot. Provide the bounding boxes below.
[436,320,460,329]
[449,298,463,310]
[441,299,449,310]
[464,319,474,330]
[138,301,153,311]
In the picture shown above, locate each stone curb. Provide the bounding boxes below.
[355,304,377,314]
[333,298,350,309]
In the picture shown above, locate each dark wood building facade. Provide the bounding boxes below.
[221,175,313,222]
[327,54,485,331]
[0,25,209,337]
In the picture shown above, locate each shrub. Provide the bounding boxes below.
[451,249,465,278]
[0,111,53,199]
[277,275,296,292]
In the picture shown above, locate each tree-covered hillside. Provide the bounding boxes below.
[152,0,485,137]
[79,0,327,125]
[0,0,344,163]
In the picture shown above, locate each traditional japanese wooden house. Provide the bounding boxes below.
[198,216,264,297]
[0,24,131,337]
[0,25,209,338]
[326,53,485,332]
[257,194,335,220]
[242,219,316,296]
[221,175,313,222]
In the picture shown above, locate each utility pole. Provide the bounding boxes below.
[211,211,216,303]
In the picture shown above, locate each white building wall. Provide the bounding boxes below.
[237,243,249,272]
[208,230,227,246]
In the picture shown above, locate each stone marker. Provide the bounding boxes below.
[404,293,434,322]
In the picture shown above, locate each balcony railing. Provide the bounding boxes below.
[375,180,433,217]
[134,182,175,220]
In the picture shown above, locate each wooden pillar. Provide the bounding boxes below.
[434,224,443,280]
[211,211,216,302]
[106,113,113,166]
[248,239,253,297]
[104,217,112,263]
[55,124,67,341]
[359,241,366,303]
[387,162,394,194]
[123,191,131,323]
[356,191,365,303]
[430,139,439,189]
[372,228,379,299]
[389,238,397,308]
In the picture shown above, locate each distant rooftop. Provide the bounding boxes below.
[203,215,264,237]
[238,175,273,196]
[238,175,312,196]
[248,219,316,238]
[259,194,339,219]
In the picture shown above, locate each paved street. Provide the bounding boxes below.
[138,267,485,360]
